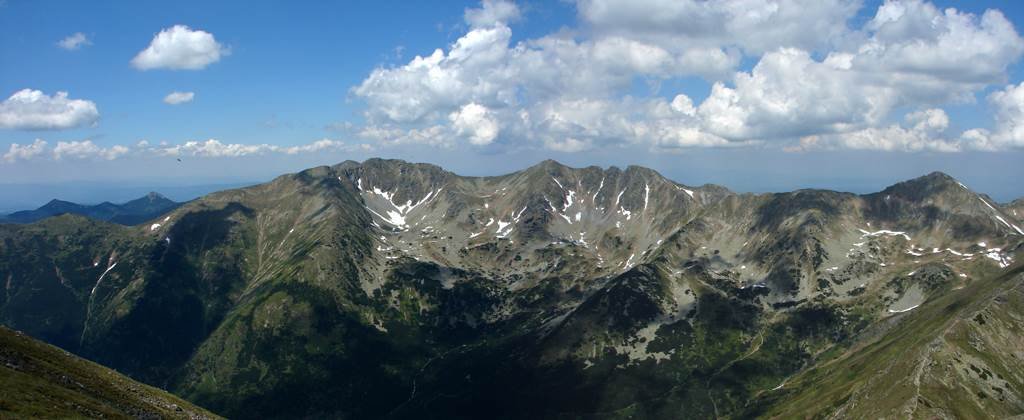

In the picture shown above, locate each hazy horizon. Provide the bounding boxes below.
[3,150,1021,213]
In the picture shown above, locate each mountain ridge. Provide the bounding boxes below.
[1,192,181,225]
[0,158,1021,418]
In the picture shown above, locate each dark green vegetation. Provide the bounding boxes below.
[1,192,180,225]
[0,325,220,419]
[1,159,1022,418]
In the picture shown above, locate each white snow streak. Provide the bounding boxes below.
[860,229,911,241]
[643,183,650,211]
[90,262,117,298]
[888,304,920,313]
[593,177,605,203]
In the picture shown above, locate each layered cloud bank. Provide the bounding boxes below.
[3,138,372,163]
[350,0,1024,152]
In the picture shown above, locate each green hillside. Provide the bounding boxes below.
[0,325,220,419]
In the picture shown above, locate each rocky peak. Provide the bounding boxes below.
[873,171,964,202]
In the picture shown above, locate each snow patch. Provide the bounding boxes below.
[983,248,1012,268]
[675,184,695,199]
[860,229,911,241]
[364,186,443,230]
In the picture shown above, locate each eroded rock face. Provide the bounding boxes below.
[1,158,1021,418]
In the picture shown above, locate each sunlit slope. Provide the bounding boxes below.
[0,325,220,419]
[756,263,1024,418]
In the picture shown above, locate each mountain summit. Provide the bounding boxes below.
[0,159,1021,418]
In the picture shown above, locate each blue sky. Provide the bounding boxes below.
[2,0,1024,210]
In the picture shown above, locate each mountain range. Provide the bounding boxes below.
[1,158,1022,419]
[0,192,181,225]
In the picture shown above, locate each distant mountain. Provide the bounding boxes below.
[0,192,180,225]
[0,159,1021,418]
[0,325,219,419]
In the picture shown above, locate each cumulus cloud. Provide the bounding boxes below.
[156,139,276,157]
[852,1,1024,105]
[53,140,129,160]
[351,20,737,149]
[163,91,195,105]
[465,0,520,28]
[3,139,48,162]
[349,0,1024,153]
[956,82,1024,150]
[283,139,354,154]
[696,48,883,140]
[792,108,960,152]
[575,0,860,54]
[131,25,228,70]
[0,89,100,130]
[57,32,91,50]
[695,4,1024,142]
[450,103,500,145]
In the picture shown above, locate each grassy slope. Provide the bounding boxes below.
[0,326,220,419]
[754,263,1024,418]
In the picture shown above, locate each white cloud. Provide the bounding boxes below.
[544,137,592,152]
[351,20,738,149]
[575,0,860,54]
[1,138,371,163]
[0,89,99,130]
[53,140,128,160]
[956,82,1024,150]
[348,0,1024,153]
[3,139,48,162]
[353,24,515,124]
[357,125,451,147]
[57,32,91,50]
[156,139,277,157]
[450,103,500,145]
[153,138,368,157]
[163,91,195,105]
[789,108,960,152]
[854,1,1024,99]
[131,25,228,70]
[630,0,1024,144]
[283,139,349,154]
[465,0,520,28]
